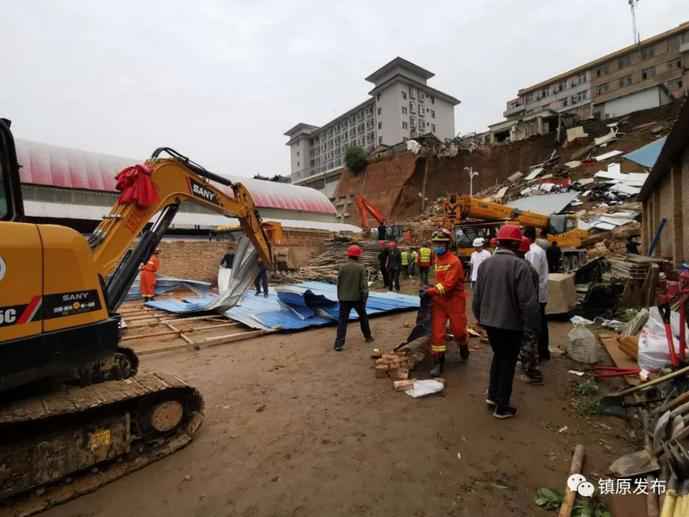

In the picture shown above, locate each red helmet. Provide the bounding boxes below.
[489,238,497,248]
[347,244,363,257]
[496,224,522,242]
[518,236,531,253]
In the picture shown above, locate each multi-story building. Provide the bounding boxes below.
[285,57,460,196]
[491,21,689,144]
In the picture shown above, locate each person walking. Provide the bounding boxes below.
[140,248,161,302]
[425,229,469,376]
[386,241,402,292]
[469,238,491,289]
[408,248,418,278]
[334,245,374,351]
[254,256,269,297]
[523,227,550,362]
[546,240,562,273]
[378,241,390,288]
[472,225,539,419]
[400,248,410,279]
[417,242,432,286]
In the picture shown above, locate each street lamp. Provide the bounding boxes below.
[465,166,479,197]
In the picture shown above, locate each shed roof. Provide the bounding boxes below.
[15,138,336,215]
[639,99,689,201]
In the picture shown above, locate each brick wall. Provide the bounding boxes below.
[157,230,331,284]
[157,240,230,283]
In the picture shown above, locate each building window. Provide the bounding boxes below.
[402,91,407,100]
[678,59,683,69]
[431,109,435,118]
[596,83,609,95]
[642,66,656,80]
[409,87,416,99]
[296,150,300,157]
[430,96,435,104]
[297,161,300,167]
[618,54,632,69]
[402,106,407,114]
[618,74,633,88]
[641,46,655,60]
[419,91,425,102]
[377,94,381,101]
[410,116,416,128]
[410,102,416,113]
[596,64,609,77]
[402,122,408,129]
[378,122,382,130]
[419,108,424,118]
[377,107,382,115]
[379,136,383,144]
[431,124,436,132]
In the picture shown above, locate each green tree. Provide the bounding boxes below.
[345,145,368,174]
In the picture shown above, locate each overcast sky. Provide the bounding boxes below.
[1,1,686,178]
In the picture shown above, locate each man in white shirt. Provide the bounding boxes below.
[469,238,491,289]
[524,227,550,361]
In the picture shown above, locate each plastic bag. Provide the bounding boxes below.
[405,379,444,398]
[638,307,688,371]
[566,325,602,364]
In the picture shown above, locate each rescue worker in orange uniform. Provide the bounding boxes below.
[140,248,161,301]
[425,229,469,376]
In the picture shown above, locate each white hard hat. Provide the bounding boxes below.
[472,238,485,248]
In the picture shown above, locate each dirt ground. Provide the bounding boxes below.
[43,282,637,517]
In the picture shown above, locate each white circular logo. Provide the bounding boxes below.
[577,481,595,497]
[567,474,585,492]
[0,257,5,282]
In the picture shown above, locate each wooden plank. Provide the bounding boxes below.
[598,332,640,386]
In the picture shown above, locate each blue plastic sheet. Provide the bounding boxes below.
[145,281,420,331]
[624,136,666,169]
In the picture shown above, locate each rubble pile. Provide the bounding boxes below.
[273,238,382,283]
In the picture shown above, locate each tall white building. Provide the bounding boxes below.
[285,57,460,196]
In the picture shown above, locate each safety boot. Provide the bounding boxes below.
[430,354,445,377]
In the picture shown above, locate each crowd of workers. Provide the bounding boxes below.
[336,224,553,420]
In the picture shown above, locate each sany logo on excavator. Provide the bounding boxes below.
[188,178,219,205]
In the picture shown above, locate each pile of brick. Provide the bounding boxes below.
[372,348,425,384]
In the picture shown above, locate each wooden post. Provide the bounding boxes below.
[558,445,585,517]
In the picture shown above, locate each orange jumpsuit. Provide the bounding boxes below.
[426,251,467,357]
[140,255,160,298]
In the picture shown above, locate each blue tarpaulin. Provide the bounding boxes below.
[623,136,666,169]
[144,281,420,331]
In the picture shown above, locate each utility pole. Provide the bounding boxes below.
[629,0,640,44]
[464,166,479,197]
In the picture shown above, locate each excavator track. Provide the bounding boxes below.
[0,372,204,517]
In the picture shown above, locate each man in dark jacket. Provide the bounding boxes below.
[386,241,402,292]
[378,243,390,288]
[473,225,540,419]
[334,245,374,351]
[254,257,269,297]
[546,240,562,273]
[377,222,387,241]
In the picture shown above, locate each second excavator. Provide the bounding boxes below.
[0,118,282,514]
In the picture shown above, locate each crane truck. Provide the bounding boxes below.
[442,194,587,262]
[0,118,281,513]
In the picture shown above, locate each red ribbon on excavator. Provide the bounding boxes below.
[115,164,159,208]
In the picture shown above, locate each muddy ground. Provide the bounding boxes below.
[44,285,637,517]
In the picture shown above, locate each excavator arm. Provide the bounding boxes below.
[355,194,385,230]
[88,148,277,311]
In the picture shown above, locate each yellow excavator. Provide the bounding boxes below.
[442,194,588,261]
[0,118,281,512]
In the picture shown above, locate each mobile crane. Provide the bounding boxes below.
[0,118,281,511]
[442,194,588,261]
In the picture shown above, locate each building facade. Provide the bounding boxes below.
[493,21,689,143]
[285,57,460,195]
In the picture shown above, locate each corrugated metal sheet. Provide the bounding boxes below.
[146,281,419,331]
[15,138,335,215]
[623,136,667,169]
[506,192,580,216]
